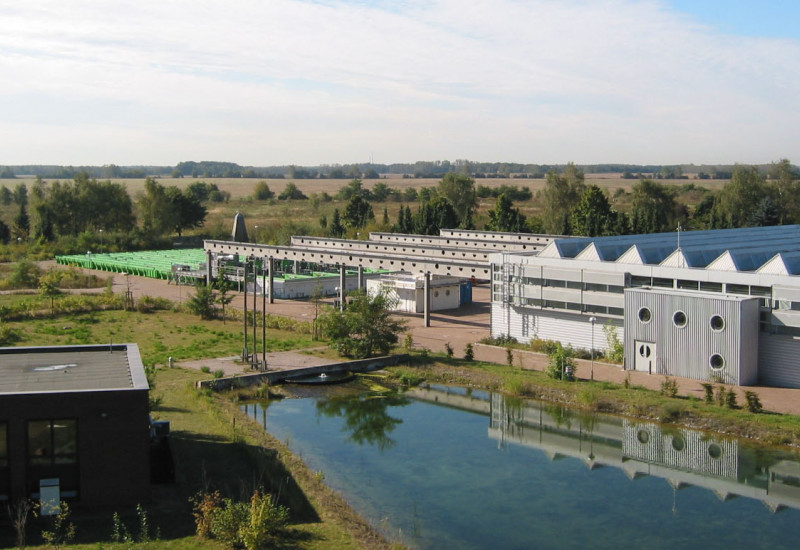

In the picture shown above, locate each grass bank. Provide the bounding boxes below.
[386,355,800,448]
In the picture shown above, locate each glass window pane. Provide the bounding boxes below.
[0,423,6,466]
[53,420,77,463]
[28,420,52,465]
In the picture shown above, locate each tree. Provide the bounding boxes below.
[278,182,307,200]
[0,219,10,244]
[571,185,619,236]
[253,181,275,201]
[166,187,207,236]
[138,177,172,235]
[328,208,346,238]
[629,179,681,234]
[371,182,391,202]
[768,159,800,224]
[186,284,218,320]
[711,166,767,228]
[215,275,235,324]
[39,271,62,316]
[485,194,528,232]
[336,178,371,201]
[319,289,407,358]
[342,195,374,229]
[413,196,459,235]
[437,173,476,227]
[545,342,576,381]
[541,163,585,235]
[12,203,29,241]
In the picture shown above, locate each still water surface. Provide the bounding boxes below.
[242,383,800,549]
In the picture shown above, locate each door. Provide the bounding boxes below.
[634,341,656,373]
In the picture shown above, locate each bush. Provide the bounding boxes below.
[660,377,679,398]
[545,342,576,381]
[530,338,559,355]
[701,383,714,404]
[211,499,250,547]
[192,490,288,550]
[444,342,453,358]
[464,343,474,361]
[725,389,738,409]
[744,390,763,413]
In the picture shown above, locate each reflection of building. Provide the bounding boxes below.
[408,385,800,512]
[0,344,151,507]
[491,226,800,387]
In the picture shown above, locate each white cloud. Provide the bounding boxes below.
[0,0,798,165]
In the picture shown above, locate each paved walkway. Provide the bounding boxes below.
[63,265,800,416]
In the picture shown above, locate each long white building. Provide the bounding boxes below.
[490,225,800,388]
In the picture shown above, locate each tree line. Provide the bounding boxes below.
[0,174,217,249]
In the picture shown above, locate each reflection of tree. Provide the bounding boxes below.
[317,394,410,451]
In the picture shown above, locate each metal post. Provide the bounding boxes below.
[262,269,267,371]
[589,316,597,381]
[268,256,274,304]
[252,259,257,368]
[243,261,248,362]
[206,250,213,285]
[357,265,365,291]
[339,265,346,311]
[424,271,431,327]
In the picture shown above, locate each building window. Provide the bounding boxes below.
[673,311,687,328]
[445,289,450,296]
[638,307,652,323]
[0,422,6,467]
[709,354,725,370]
[28,419,77,466]
[710,315,725,332]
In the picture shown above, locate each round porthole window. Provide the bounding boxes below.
[673,311,687,328]
[710,315,725,331]
[446,289,451,296]
[710,354,725,370]
[434,291,439,297]
[637,430,650,444]
[638,307,652,323]
[671,435,686,452]
[708,444,723,459]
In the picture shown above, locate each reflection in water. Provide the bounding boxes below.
[316,394,411,450]
[408,385,800,513]
[244,384,800,549]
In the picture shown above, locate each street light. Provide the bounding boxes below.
[254,225,258,243]
[589,316,597,381]
[99,228,103,253]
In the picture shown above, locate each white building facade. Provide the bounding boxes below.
[491,225,800,388]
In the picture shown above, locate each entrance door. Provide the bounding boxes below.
[634,341,656,373]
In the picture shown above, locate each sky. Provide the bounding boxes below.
[1,0,799,167]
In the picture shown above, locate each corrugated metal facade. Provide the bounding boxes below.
[492,302,623,352]
[624,288,760,385]
[758,333,800,388]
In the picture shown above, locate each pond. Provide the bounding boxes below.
[242,381,800,549]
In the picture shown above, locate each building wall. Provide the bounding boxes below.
[2,389,151,507]
[623,289,760,385]
[492,302,622,352]
[366,279,460,313]
[758,333,800,388]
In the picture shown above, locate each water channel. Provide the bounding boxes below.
[242,382,800,549]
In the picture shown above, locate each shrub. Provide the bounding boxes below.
[213,369,225,379]
[464,343,474,362]
[715,385,726,407]
[545,342,576,381]
[725,389,738,409]
[506,346,514,367]
[240,491,289,550]
[701,383,714,404]
[603,322,624,363]
[530,337,559,355]
[744,390,763,413]
[444,342,453,358]
[211,499,250,547]
[404,333,414,352]
[660,377,679,398]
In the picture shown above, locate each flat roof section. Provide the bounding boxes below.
[0,344,148,395]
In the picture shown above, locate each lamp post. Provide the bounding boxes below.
[589,316,597,381]
[98,228,103,253]
[254,225,258,243]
